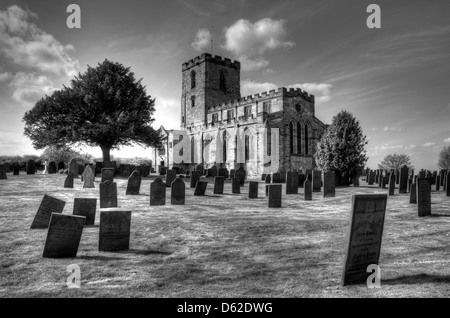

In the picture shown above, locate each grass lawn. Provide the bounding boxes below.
[0,173,449,297]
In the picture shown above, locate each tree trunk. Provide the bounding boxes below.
[101,146,111,162]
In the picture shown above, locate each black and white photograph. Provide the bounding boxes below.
[1,0,450,302]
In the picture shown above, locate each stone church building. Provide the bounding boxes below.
[153,53,327,177]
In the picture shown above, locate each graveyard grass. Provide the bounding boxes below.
[1,174,450,298]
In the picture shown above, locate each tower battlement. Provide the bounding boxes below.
[182,53,241,71]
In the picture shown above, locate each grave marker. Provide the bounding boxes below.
[165,169,177,187]
[417,178,431,217]
[213,176,225,194]
[101,168,114,183]
[190,170,201,188]
[126,170,141,195]
[410,183,417,204]
[312,170,322,192]
[235,167,246,186]
[388,173,395,196]
[82,166,95,188]
[26,159,36,175]
[286,171,299,194]
[150,177,166,205]
[43,214,85,258]
[0,166,6,179]
[171,177,185,205]
[57,162,65,171]
[446,173,450,197]
[99,181,118,209]
[99,209,131,251]
[323,171,336,197]
[64,172,74,188]
[30,195,66,229]
[231,178,240,194]
[48,162,57,174]
[298,173,305,188]
[249,181,258,199]
[73,198,97,225]
[194,181,208,196]
[268,184,282,208]
[304,179,312,201]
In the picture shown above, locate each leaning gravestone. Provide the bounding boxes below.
[126,170,141,195]
[323,171,336,197]
[48,162,57,174]
[268,184,282,208]
[171,177,185,205]
[150,177,166,206]
[101,168,114,183]
[68,158,78,178]
[194,181,208,196]
[190,170,201,188]
[99,209,132,251]
[213,176,225,194]
[42,214,85,258]
[304,179,312,201]
[312,170,322,192]
[30,195,66,229]
[417,178,431,217]
[399,165,409,194]
[64,172,74,188]
[235,167,246,186]
[410,183,417,204]
[231,178,240,194]
[248,181,258,199]
[26,159,36,175]
[73,198,97,226]
[341,194,387,286]
[165,169,177,188]
[99,181,118,209]
[286,171,299,194]
[0,166,6,180]
[82,166,95,188]
[388,173,395,196]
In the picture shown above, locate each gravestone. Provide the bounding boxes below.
[99,181,118,209]
[249,181,258,199]
[3,162,11,173]
[218,168,229,179]
[103,161,117,177]
[312,170,322,192]
[231,178,240,194]
[48,162,57,174]
[261,174,267,181]
[353,173,360,187]
[26,159,36,175]
[165,169,177,188]
[171,177,185,205]
[268,184,282,208]
[381,175,388,189]
[305,169,312,181]
[435,175,440,191]
[419,170,425,178]
[73,198,97,225]
[101,168,115,183]
[298,174,305,188]
[235,167,246,186]
[286,171,299,194]
[388,173,395,196]
[13,164,20,175]
[190,170,201,188]
[213,176,225,194]
[0,166,6,179]
[195,164,204,175]
[323,171,336,197]
[272,172,281,183]
[64,172,74,188]
[95,161,103,175]
[42,214,85,258]
[368,171,374,185]
[432,171,437,185]
[265,174,271,196]
[279,171,286,183]
[408,177,413,193]
[210,166,218,177]
[229,169,235,180]
[68,158,78,178]
[395,169,400,185]
[446,173,450,197]
[30,195,66,229]
[304,179,312,201]
[342,194,387,286]
[57,162,65,171]
[99,209,131,251]
[150,177,166,205]
[417,178,431,217]
[126,170,141,195]
[410,183,417,204]
[82,166,95,188]
[194,181,208,196]
[119,164,131,178]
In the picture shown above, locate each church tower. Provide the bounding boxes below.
[181,53,240,129]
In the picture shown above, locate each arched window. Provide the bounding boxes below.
[191,136,195,163]
[295,103,301,112]
[245,135,250,161]
[297,122,302,155]
[223,131,227,163]
[289,122,294,154]
[220,70,226,92]
[304,124,309,155]
[190,71,196,89]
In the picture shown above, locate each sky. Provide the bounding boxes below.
[0,0,449,170]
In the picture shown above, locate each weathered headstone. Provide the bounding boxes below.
[101,168,114,183]
[13,164,20,175]
[231,178,240,194]
[410,182,417,204]
[194,181,208,196]
[213,176,225,194]
[73,198,97,225]
[353,173,360,187]
[210,166,218,177]
[150,177,166,205]
[286,171,299,194]
[43,214,85,258]
[99,181,118,209]
[388,173,395,196]
[218,168,229,179]
[249,181,258,199]
[57,162,65,171]
[342,194,387,286]
[165,169,177,188]
[323,171,335,197]
[171,177,185,205]
[435,175,440,191]
[272,172,281,183]
[417,178,431,217]
[82,166,95,188]
[68,158,78,178]
[395,169,400,185]
[312,170,322,192]
[235,167,246,186]
[0,166,6,179]
[432,171,437,185]
[368,171,374,185]
[26,159,36,175]
[103,161,117,177]
[30,195,66,229]
[94,161,103,175]
[298,173,305,188]
[99,209,131,251]
[195,164,204,175]
[126,170,141,195]
[446,173,450,197]
[268,184,282,208]
[190,170,201,188]
[64,172,74,188]
[3,162,11,173]
[48,162,57,174]
[304,179,312,201]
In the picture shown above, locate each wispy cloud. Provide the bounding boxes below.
[287,83,332,104]
[191,28,212,52]
[423,142,436,147]
[372,126,405,133]
[444,137,450,143]
[241,80,277,96]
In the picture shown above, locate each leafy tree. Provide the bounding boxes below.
[378,153,414,171]
[23,59,161,162]
[40,145,93,164]
[438,146,450,169]
[315,110,368,184]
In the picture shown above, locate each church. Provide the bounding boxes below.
[152,53,327,177]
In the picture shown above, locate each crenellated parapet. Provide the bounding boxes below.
[182,53,241,71]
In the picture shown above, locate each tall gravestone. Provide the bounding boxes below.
[171,177,185,205]
[194,181,208,196]
[304,179,312,201]
[101,168,114,183]
[286,171,299,194]
[298,174,305,188]
[64,172,74,188]
[231,178,240,194]
[165,169,177,188]
[261,173,267,181]
[368,171,374,185]
[150,177,166,206]
[126,171,141,195]
[43,214,85,258]
[268,184,282,208]
[342,194,387,286]
[73,198,97,225]
[409,183,417,204]
[26,159,36,175]
[95,161,103,176]
[30,195,66,229]
[388,173,395,196]
[82,166,95,188]
[0,166,6,180]
[249,181,258,199]
[48,162,57,174]
[323,171,335,197]
[312,170,322,192]
[190,171,201,188]
[13,164,20,176]
[99,209,131,251]
[435,175,440,191]
[235,167,246,186]
[68,158,78,178]
[417,178,431,217]
[213,176,225,194]
[99,181,118,209]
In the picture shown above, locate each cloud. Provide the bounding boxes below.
[287,83,332,104]
[241,80,277,96]
[9,72,57,105]
[153,97,180,129]
[191,28,212,52]
[0,72,11,81]
[444,137,450,143]
[423,142,436,147]
[372,126,405,133]
[409,145,416,148]
[222,18,294,71]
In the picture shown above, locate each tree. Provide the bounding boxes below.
[438,146,450,169]
[40,145,93,164]
[314,110,368,184]
[378,153,413,171]
[23,59,161,162]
